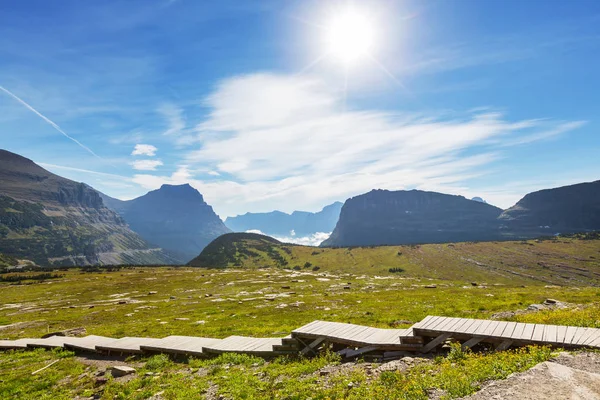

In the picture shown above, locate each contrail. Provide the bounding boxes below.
[0,85,104,160]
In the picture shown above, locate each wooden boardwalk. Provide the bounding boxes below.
[412,316,600,351]
[2,316,600,359]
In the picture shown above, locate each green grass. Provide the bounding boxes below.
[1,236,600,398]
[0,345,556,399]
[192,234,600,286]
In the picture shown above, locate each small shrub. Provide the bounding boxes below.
[388,267,404,273]
[145,354,171,370]
[312,265,320,271]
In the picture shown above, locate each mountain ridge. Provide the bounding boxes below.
[0,149,177,266]
[321,189,505,247]
[225,201,343,237]
[101,183,231,263]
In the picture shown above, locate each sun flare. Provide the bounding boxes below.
[325,9,375,65]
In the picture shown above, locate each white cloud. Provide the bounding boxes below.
[131,159,163,171]
[244,229,330,247]
[130,74,584,217]
[131,144,157,156]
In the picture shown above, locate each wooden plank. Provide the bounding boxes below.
[429,316,451,331]
[300,337,325,355]
[531,324,544,342]
[587,333,600,348]
[0,339,33,349]
[461,337,483,349]
[421,333,451,353]
[471,319,492,336]
[521,324,536,341]
[564,326,580,345]
[454,319,479,333]
[442,318,467,333]
[465,319,485,335]
[495,340,513,351]
[555,325,568,344]
[500,322,517,339]
[510,323,526,340]
[293,320,322,334]
[482,320,499,336]
[544,325,558,343]
[344,345,379,358]
[422,316,445,330]
[582,330,600,346]
[491,321,509,337]
[575,328,595,345]
[431,317,455,332]
[413,316,435,330]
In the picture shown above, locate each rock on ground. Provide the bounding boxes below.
[462,353,600,400]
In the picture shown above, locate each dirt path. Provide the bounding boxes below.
[462,353,600,400]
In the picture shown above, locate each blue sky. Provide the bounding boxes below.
[1,0,599,218]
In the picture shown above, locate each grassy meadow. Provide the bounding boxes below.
[1,235,600,399]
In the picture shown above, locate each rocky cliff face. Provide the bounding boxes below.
[498,180,600,236]
[321,189,504,247]
[225,201,343,237]
[102,184,231,263]
[0,150,177,266]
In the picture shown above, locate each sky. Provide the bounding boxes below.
[1,0,599,219]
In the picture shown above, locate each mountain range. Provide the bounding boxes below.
[1,149,598,266]
[0,150,178,266]
[321,181,600,247]
[101,184,231,262]
[224,201,343,237]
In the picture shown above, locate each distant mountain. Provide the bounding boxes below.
[471,197,487,204]
[101,184,231,262]
[187,232,284,268]
[225,201,343,237]
[498,180,600,236]
[0,149,177,266]
[321,189,504,247]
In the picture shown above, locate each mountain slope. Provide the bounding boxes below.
[0,149,177,266]
[321,189,504,247]
[187,231,600,286]
[102,184,231,262]
[225,201,343,237]
[187,232,285,268]
[498,180,600,236]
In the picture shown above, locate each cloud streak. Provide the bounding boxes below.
[0,85,105,161]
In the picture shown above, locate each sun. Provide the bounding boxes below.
[325,9,375,65]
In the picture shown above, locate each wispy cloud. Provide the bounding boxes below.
[0,85,105,160]
[131,144,158,156]
[159,103,185,136]
[136,73,584,216]
[131,159,164,171]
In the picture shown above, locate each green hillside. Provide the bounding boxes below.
[190,232,600,286]
[0,252,17,268]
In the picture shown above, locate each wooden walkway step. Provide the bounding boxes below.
[412,316,600,352]
[292,320,420,351]
[0,338,34,350]
[140,336,222,357]
[95,337,163,354]
[202,336,285,356]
